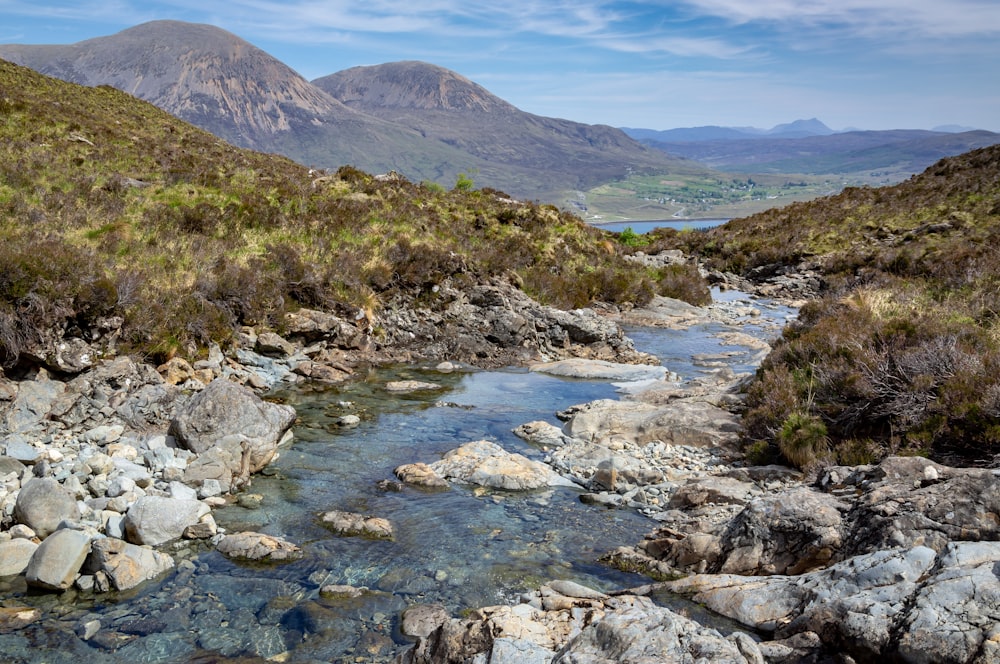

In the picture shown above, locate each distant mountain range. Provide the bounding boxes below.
[2,20,997,202]
[622,121,1000,176]
[0,20,687,201]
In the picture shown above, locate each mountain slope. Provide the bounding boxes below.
[0,23,695,201]
[662,144,1000,466]
[0,22,500,189]
[313,61,694,195]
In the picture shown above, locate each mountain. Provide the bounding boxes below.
[0,22,689,202]
[622,118,835,144]
[631,127,1000,177]
[312,61,689,195]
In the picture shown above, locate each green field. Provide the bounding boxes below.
[568,172,861,221]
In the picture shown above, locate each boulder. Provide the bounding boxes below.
[215,531,302,562]
[563,398,742,449]
[255,332,295,358]
[319,510,394,539]
[394,462,449,489]
[123,496,210,546]
[14,477,80,538]
[400,603,451,639]
[0,538,38,576]
[169,378,296,474]
[2,371,65,434]
[385,380,444,393]
[25,528,92,590]
[86,537,175,591]
[429,440,577,490]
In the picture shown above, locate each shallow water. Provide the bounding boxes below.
[0,291,792,663]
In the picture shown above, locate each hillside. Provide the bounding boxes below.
[0,58,707,373]
[314,61,688,196]
[0,22,695,203]
[656,145,1000,466]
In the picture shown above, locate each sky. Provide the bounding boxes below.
[1,0,999,132]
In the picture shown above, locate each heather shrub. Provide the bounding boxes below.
[777,411,830,469]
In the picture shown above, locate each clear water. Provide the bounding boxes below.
[0,292,792,663]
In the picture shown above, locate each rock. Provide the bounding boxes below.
[429,440,577,490]
[319,510,394,539]
[157,357,195,386]
[513,421,573,448]
[530,359,666,382]
[25,528,92,590]
[563,398,742,449]
[668,476,757,509]
[123,496,210,546]
[255,332,295,358]
[14,477,81,538]
[553,598,763,664]
[394,462,449,489]
[715,486,846,575]
[86,537,175,591]
[3,371,65,434]
[666,546,938,657]
[385,380,444,393]
[0,605,42,634]
[0,455,26,477]
[319,584,369,599]
[169,378,296,474]
[4,435,40,463]
[215,531,302,562]
[400,603,451,639]
[897,541,1000,664]
[183,514,218,539]
[0,538,38,576]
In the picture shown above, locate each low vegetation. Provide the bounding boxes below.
[666,146,1000,466]
[0,60,706,369]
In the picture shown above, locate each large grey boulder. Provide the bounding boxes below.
[0,538,38,576]
[169,378,296,474]
[563,398,742,449]
[123,495,210,546]
[2,371,65,434]
[14,477,80,538]
[25,528,92,590]
[429,440,577,490]
[87,537,175,590]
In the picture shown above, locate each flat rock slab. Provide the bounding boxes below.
[385,380,445,393]
[0,538,38,576]
[319,511,394,539]
[25,528,92,591]
[430,440,577,491]
[530,359,667,382]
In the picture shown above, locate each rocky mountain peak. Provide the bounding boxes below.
[313,61,517,114]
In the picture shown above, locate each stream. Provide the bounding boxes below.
[0,289,795,663]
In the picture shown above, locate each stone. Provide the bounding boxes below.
[394,462,449,489]
[530,358,667,382]
[14,477,81,538]
[169,378,296,474]
[400,604,451,639]
[320,510,394,539]
[255,332,295,358]
[4,435,40,463]
[513,421,572,449]
[0,605,42,634]
[429,440,577,490]
[25,528,92,590]
[563,398,742,449]
[385,380,445,393]
[3,370,65,433]
[157,357,195,386]
[86,537,175,591]
[0,538,38,576]
[183,514,218,539]
[215,531,301,561]
[123,495,210,546]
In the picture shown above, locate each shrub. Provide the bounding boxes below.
[778,411,830,469]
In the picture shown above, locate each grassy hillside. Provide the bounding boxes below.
[0,59,707,369]
[657,145,1000,466]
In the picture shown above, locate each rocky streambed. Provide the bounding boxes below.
[2,271,996,663]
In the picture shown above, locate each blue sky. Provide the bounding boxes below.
[1,0,998,132]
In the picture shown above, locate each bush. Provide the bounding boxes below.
[778,411,830,469]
